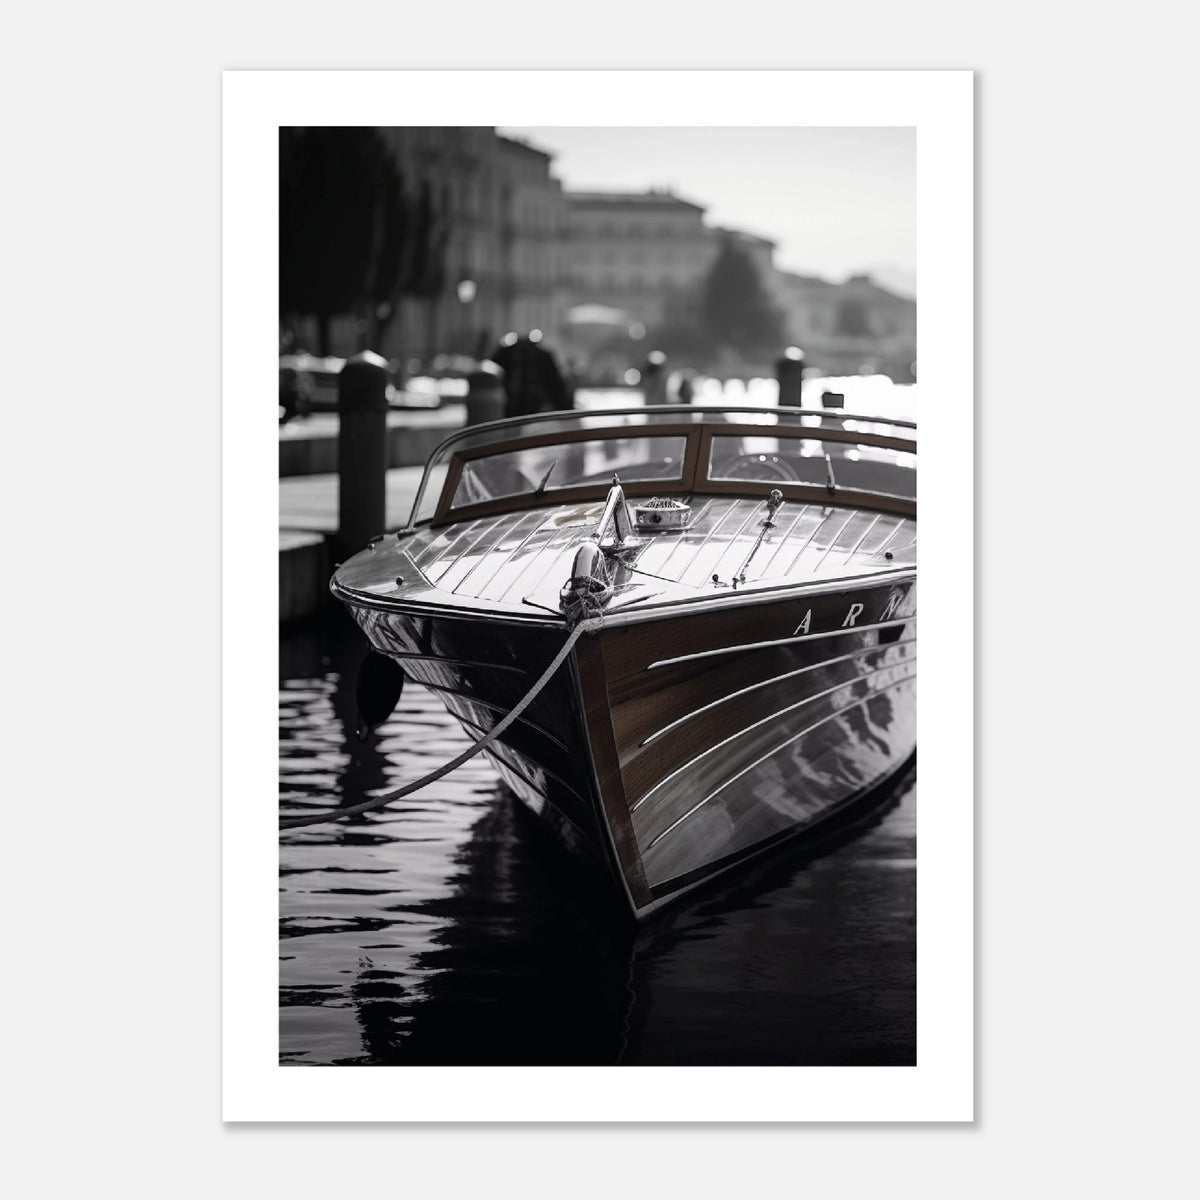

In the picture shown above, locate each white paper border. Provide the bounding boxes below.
[223,69,973,1122]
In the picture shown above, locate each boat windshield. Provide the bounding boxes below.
[407,406,917,527]
[707,433,917,498]
[451,436,688,509]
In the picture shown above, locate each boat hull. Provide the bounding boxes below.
[344,576,915,917]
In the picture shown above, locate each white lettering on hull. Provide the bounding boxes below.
[789,589,909,640]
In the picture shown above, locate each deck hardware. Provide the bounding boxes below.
[634,497,693,532]
[762,489,784,527]
[735,489,787,583]
[594,475,643,557]
[824,453,837,495]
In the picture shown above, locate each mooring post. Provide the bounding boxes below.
[336,351,389,562]
[775,346,807,407]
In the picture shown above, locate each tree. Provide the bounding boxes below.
[402,181,451,357]
[699,235,788,362]
[279,127,411,356]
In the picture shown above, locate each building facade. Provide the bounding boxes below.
[566,191,717,329]
[282,131,915,383]
[302,128,571,366]
[778,271,917,380]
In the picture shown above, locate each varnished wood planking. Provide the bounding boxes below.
[599,582,916,684]
[574,634,653,908]
[608,630,913,753]
[639,676,916,885]
[629,658,917,850]
[618,641,916,813]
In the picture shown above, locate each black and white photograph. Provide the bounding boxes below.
[225,69,973,1122]
[278,124,920,1067]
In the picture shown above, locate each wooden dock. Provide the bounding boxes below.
[278,400,458,623]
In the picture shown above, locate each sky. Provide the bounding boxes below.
[499,126,916,295]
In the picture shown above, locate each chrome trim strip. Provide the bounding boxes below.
[498,522,579,603]
[715,501,775,582]
[646,674,916,849]
[869,517,906,558]
[470,509,548,599]
[334,563,914,629]
[422,517,486,583]
[639,638,916,747]
[812,509,860,572]
[674,496,740,582]
[632,658,917,812]
[647,614,918,669]
[449,510,527,594]
[653,498,715,574]
[443,518,509,591]
[758,503,811,575]
[844,512,884,563]
[779,506,834,575]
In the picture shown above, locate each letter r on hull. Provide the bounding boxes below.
[842,603,864,627]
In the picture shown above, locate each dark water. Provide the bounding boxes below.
[280,616,916,1066]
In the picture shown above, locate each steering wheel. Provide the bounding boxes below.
[715,453,801,483]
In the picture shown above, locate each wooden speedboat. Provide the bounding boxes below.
[331,405,916,918]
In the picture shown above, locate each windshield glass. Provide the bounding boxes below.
[709,434,916,498]
[407,406,917,526]
[451,435,688,509]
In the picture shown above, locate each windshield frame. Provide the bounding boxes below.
[406,405,918,529]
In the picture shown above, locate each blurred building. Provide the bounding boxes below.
[778,271,917,381]
[566,190,715,329]
[492,135,572,349]
[282,131,915,383]
[308,128,570,366]
[381,130,570,365]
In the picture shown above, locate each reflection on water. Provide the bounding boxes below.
[280,615,916,1066]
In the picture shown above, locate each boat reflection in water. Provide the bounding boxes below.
[280,619,915,1066]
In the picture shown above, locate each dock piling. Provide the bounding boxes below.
[336,351,389,561]
[775,347,807,407]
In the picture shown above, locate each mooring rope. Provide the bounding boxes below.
[279,620,590,831]
[559,574,611,631]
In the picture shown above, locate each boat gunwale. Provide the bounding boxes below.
[331,561,917,628]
